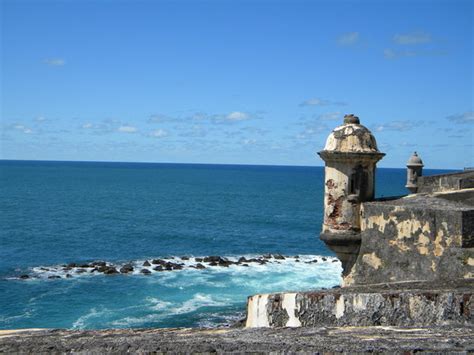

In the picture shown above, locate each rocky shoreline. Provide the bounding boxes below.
[1,325,473,353]
[14,254,338,280]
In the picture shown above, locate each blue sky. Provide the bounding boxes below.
[1,0,472,168]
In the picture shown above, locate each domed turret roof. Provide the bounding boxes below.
[322,114,381,154]
[407,152,423,166]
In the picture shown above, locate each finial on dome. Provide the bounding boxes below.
[343,114,360,125]
[407,151,424,167]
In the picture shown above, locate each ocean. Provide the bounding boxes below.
[0,160,453,330]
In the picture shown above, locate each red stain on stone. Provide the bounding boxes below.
[326,194,350,229]
[326,179,337,189]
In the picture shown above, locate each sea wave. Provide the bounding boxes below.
[108,293,231,327]
[3,254,342,330]
[11,254,342,282]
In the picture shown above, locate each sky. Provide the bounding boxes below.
[1,0,473,169]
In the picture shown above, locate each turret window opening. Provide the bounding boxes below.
[349,165,364,197]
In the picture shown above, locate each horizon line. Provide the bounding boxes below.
[0,158,460,171]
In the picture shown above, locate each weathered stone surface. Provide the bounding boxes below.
[318,117,385,274]
[418,171,474,194]
[246,281,474,328]
[1,326,473,353]
[345,189,474,286]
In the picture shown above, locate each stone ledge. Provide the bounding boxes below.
[246,284,474,328]
[1,326,474,353]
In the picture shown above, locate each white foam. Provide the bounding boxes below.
[145,297,173,311]
[72,307,112,329]
[169,293,229,315]
[17,255,343,290]
[109,313,164,327]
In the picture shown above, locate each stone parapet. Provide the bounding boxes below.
[344,189,474,286]
[417,171,474,194]
[245,281,474,328]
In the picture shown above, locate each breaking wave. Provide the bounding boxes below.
[5,254,342,329]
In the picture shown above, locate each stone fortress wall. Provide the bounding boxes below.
[245,114,474,328]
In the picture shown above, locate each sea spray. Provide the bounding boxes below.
[3,254,342,329]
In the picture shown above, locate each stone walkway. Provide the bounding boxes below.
[1,325,473,353]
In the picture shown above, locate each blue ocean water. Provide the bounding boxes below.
[0,161,453,329]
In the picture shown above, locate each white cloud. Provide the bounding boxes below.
[447,111,474,124]
[393,31,432,45]
[190,111,256,124]
[82,123,93,129]
[383,49,397,59]
[318,112,342,121]
[12,124,33,134]
[337,32,360,46]
[43,58,65,66]
[226,111,249,121]
[118,125,138,133]
[384,48,446,59]
[373,120,422,132]
[242,138,257,145]
[148,114,181,123]
[150,129,168,137]
[300,98,346,107]
[35,116,46,122]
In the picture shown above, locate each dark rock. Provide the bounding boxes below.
[76,269,87,273]
[218,259,233,267]
[19,274,29,279]
[91,261,106,267]
[153,266,163,271]
[274,254,285,260]
[140,269,151,275]
[143,261,151,267]
[263,254,272,259]
[120,264,134,273]
[67,263,77,268]
[103,267,118,275]
[195,257,203,262]
[332,259,338,263]
[97,266,108,273]
[181,256,189,260]
[294,255,299,259]
[195,263,206,269]
[48,275,61,279]
[152,259,165,265]
[65,274,72,278]
[172,264,183,270]
[209,262,218,266]
[79,264,90,268]
[40,267,49,271]
[238,257,248,263]
[322,257,327,261]
[62,267,72,271]
[241,264,249,267]
[203,256,222,263]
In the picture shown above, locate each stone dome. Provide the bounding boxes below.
[322,115,381,153]
[407,152,423,166]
